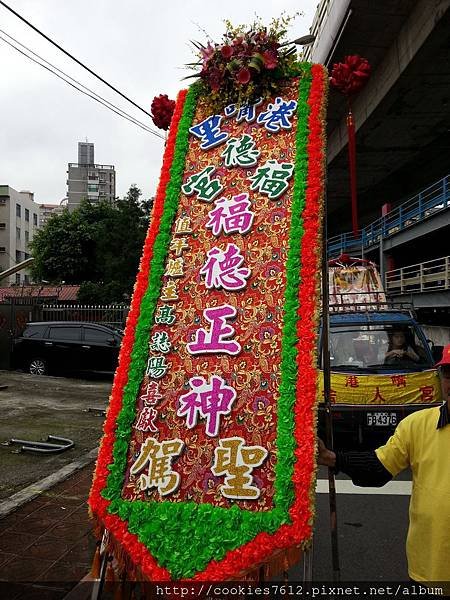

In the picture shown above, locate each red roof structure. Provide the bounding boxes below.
[0,285,80,302]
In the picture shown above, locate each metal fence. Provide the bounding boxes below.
[385,256,450,294]
[41,304,129,329]
[328,174,450,256]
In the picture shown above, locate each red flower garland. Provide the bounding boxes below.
[330,55,371,96]
[89,89,188,581]
[194,64,327,580]
[89,65,327,581]
[151,94,176,131]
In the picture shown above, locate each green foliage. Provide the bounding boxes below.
[30,185,151,303]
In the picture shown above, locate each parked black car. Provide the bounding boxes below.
[13,322,123,376]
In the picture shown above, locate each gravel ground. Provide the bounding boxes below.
[0,370,111,500]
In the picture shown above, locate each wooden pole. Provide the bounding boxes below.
[321,190,341,582]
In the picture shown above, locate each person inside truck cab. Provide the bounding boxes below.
[384,328,420,364]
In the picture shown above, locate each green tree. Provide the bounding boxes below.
[30,186,151,303]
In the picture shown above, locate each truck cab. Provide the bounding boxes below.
[319,256,441,447]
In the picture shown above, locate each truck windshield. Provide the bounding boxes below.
[328,324,432,371]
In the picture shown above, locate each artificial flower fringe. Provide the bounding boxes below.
[88,87,189,580]
[88,64,328,582]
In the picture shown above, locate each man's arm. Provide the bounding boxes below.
[317,439,393,487]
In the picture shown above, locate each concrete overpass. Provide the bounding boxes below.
[305,0,450,233]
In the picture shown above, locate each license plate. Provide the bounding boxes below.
[366,412,397,427]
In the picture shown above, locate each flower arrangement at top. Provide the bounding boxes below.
[186,15,304,111]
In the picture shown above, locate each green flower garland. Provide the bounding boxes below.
[101,67,314,579]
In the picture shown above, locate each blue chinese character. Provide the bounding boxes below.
[236,98,263,124]
[189,115,229,150]
[224,104,237,117]
[257,97,298,133]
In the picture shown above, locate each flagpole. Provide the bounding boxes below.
[321,188,341,582]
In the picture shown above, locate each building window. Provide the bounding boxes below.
[16,203,21,218]
[16,227,21,240]
[0,247,6,253]
[15,273,21,284]
[33,213,38,226]
[24,274,30,284]
[87,185,98,192]
[25,230,29,245]
[0,223,5,229]
[16,250,22,263]
[25,208,30,222]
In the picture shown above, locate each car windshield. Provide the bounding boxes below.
[328,324,432,371]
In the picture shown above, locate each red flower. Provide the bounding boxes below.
[150,94,176,131]
[221,45,233,60]
[330,55,371,96]
[262,50,278,70]
[208,67,224,91]
[236,67,251,85]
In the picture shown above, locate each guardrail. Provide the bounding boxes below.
[328,174,450,256]
[385,256,450,294]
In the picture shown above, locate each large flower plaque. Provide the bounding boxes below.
[89,62,327,581]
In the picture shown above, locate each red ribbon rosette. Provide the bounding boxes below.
[330,55,371,96]
[151,94,176,131]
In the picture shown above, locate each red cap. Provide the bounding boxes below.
[435,343,450,367]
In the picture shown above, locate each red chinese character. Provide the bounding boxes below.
[419,386,434,402]
[140,382,162,406]
[322,389,337,404]
[345,376,359,388]
[371,386,386,403]
[391,375,407,388]
[134,406,158,433]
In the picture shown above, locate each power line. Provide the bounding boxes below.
[0,33,165,138]
[0,0,154,120]
[0,28,165,138]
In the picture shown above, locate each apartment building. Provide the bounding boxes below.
[39,198,68,227]
[67,142,116,211]
[0,185,40,285]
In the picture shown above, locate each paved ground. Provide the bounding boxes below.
[0,462,96,600]
[0,371,111,500]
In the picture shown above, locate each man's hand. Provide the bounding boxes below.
[317,438,337,468]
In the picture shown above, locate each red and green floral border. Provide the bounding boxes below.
[89,63,327,581]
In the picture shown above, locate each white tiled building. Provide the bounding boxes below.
[0,185,41,285]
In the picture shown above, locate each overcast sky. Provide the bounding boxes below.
[0,0,317,204]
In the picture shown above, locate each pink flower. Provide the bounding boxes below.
[262,50,278,70]
[200,42,215,64]
[236,67,251,85]
[221,45,233,60]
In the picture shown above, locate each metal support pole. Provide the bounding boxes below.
[379,236,385,284]
[321,191,341,582]
[303,538,314,582]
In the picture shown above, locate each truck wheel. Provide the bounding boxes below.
[28,358,48,376]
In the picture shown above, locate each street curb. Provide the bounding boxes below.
[0,447,98,519]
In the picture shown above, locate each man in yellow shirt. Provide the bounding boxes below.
[318,344,450,583]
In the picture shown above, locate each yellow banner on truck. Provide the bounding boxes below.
[318,369,441,406]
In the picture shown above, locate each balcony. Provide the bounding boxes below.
[68,163,114,170]
[385,256,450,295]
[328,174,450,257]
